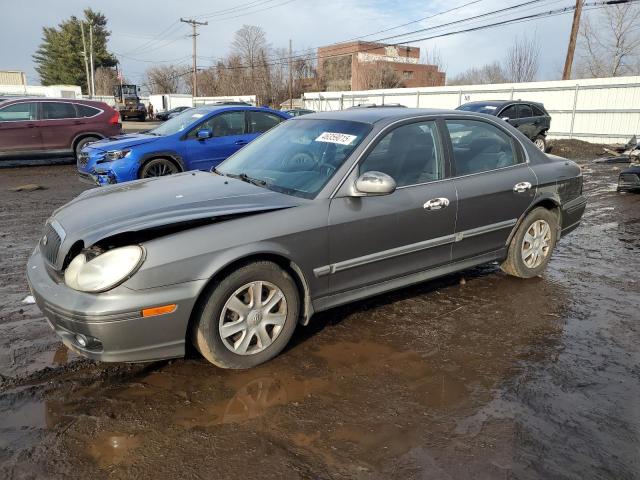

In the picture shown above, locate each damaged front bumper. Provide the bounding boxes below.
[26,245,206,362]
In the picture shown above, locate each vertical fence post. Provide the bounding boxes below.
[570,84,580,139]
[510,87,514,100]
[380,92,385,106]
[458,89,462,106]
[339,93,344,110]
[416,90,420,108]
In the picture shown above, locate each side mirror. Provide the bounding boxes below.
[197,129,213,140]
[354,171,396,196]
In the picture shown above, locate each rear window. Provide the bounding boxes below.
[42,102,77,120]
[248,111,283,133]
[518,104,533,118]
[76,104,101,117]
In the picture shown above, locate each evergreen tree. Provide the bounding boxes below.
[33,9,117,91]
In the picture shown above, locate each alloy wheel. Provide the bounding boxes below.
[521,219,551,268]
[534,138,546,151]
[219,281,287,355]
[144,161,178,177]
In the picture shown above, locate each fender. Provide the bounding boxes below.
[71,132,106,149]
[137,150,186,172]
[505,192,562,246]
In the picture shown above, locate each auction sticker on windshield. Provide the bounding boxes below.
[315,132,357,145]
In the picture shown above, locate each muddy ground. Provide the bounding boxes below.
[0,140,638,479]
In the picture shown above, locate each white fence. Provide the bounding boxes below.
[303,76,640,144]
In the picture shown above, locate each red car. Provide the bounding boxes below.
[0,98,121,160]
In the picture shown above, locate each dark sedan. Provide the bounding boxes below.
[155,106,191,121]
[27,107,585,368]
[617,165,640,192]
[457,100,551,152]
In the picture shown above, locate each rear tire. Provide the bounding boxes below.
[139,158,179,178]
[193,261,300,369]
[534,135,547,152]
[74,136,100,160]
[501,207,558,278]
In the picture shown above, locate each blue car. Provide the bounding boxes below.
[77,105,290,185]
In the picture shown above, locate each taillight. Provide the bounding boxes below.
[109,111,121,125]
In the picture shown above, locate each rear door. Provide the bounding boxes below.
[444,118,536,261]
[531,104,550,136]
[39,101,79,152]
[327,119,457,294]
[185,110,247,170]
[0,101,41,157]
[515,103,537,140]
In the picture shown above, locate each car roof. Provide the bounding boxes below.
[293,107,487,125]
[460,100,545,107]
[191,104,284,114]
[0,96,107,106]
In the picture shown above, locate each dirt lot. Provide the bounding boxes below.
[0,141,639,479]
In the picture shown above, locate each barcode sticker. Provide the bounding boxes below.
[315,132,357,145]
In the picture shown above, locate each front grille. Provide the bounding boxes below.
[41,222,62,266]
[77,152,89,167]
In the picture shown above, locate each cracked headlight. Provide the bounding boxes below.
[106,149,131,161]
[64,246,144,293]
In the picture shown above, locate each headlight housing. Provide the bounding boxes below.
[64,246,144,293]
[106,149,131,161]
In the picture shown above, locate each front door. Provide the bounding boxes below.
[0,101,41,157]
[327,120,457,294]
[186,110,249,170]
[444,118,537,261]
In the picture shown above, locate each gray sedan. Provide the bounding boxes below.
[27,107,586,368]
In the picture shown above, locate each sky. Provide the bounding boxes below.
[0,0,581,87]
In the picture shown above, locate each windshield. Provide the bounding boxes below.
[217,119,371,199]
[149,108,209,136]
[456,103,500,114]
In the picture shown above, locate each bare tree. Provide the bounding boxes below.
[421,46,447,77]
[504,34,540,82]
[94,67,121,96]
[359,62,404,89]
[448,62,508,85]
[144,64,187,94]
[575,3,640,78]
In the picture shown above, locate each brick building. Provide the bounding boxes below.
[317,41,445,91]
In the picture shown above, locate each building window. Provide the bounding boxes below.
[402,71,415,79]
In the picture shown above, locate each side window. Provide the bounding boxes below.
[76,104,100,117]
[359,121,443,187]
[42,102,77,120]
[248,111,282,134]
[532,105,546,117]
[191,111,246,138]
[499,105,517,120]
[0,102,36,121]
[445,119,519,176]
[517,104,533,118]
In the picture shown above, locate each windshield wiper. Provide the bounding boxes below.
[225,172,267,187]
[211,166,225,176]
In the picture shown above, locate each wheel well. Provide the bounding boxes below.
[507,199,561,246]
[138,156,183,178]
[185,253,312,347]
[72,134,103,152]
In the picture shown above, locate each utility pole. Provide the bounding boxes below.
[80,22,90,96]
[289,39,293,109]
[89,22,95,97]
[562,0,583,80]
[180,18,208,97]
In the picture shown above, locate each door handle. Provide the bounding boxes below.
[423,197,450,210]
[234,140,248,146]
[513,181,532,193]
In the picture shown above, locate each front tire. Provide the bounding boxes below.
[193,261,300,369]
[501,207,558,278]
[74,136,100,160]
[139,158,179,178]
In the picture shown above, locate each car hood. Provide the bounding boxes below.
[49,171,303,265]
[87,133,160,152]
